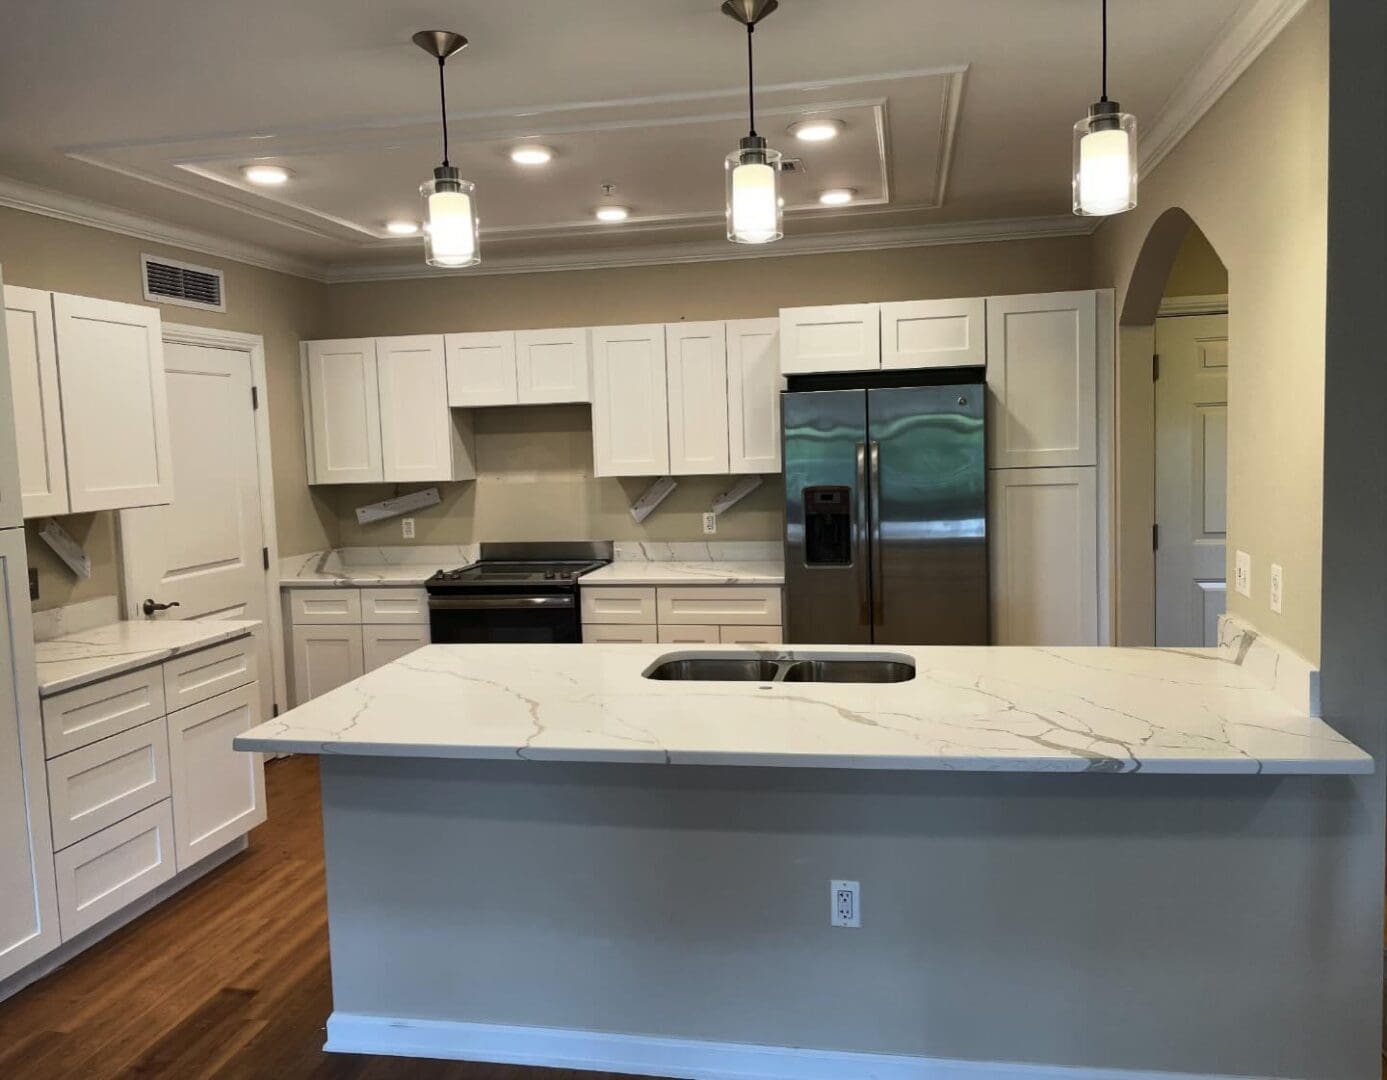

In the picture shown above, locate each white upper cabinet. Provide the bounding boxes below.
[445,331,518,407]
[4,286,67,518]
[0,275,25,529]
[591,324,669,477]
[515,328,591,404]
[881,298,986,370]
[377,335,475,484]
[304,338,383,484]
[985,290,1098,469]
[726,318,782,474]
[779,303,880,375]
[665,322,729,476]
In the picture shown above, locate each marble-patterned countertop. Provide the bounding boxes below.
[582,560,783,586]
[280,547,477,588]
[234,643,1372,775]
[36,619,260,697]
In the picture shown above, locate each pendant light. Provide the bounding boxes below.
[1072,0,1137,216]
[413,30,480,267]
[722,0,782,245]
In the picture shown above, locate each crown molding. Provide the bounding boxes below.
[1140,0,1310,176]
[1158,293,1229,316]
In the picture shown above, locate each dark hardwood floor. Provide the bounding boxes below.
[0,756,644,1080]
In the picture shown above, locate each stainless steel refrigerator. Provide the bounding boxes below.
[782,378,988,644]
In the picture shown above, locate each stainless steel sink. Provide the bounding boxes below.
[643,657,784,682]
[643,651,915,684]
[780,659,915,684]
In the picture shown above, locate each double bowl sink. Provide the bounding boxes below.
[644,651,915,685]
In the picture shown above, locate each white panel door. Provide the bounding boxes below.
[305,338,382,484]
[726,318,782,474]
[515,328,591,404]
[52,293,173,511]
[590,325,669,477]
[666,321,730,475]
[989,466,1098,646]
[4,286,68,517]
[881,298,986,370]
[291,624,364,706]
[445,331,518,406]
[1155,313,1229,647]
[986,291,1098,469]
[377,335,458,483]
[363,625,430,671]
[778,304,880,374]
[0,529,60,980]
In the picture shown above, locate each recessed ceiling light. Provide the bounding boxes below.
[241,164,291,186]
[818,188,855,206]
[789,119,843,143]
[385,220,420,236]
[595,205,630,223]
[510,145,554,166]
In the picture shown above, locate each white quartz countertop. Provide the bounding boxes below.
[582,560,784,586]
[279,549,467,588]
[36,619,260,696]
[235,643,1372,775]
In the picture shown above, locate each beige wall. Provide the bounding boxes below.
[0,206,334,610]
[1093,1,1327,662]
[1163,226,1228,297]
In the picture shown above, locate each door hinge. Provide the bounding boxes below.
[1152,523,1160,551]
[262,546,270,571]
[251,385,259,410]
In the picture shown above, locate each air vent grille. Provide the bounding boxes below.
[141,254,225,311]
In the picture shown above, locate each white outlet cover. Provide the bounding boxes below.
[402,517,415,539]
[702,511,718,535]
[1234,550,1252,598]
[830,879,861,928]
[1270,563,1283,614]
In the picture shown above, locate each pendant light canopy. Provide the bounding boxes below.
[414,30,480,268]
[722,0,783,245]
[1072,0,1137,217]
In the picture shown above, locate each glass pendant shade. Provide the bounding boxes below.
[725,142,783,244]
[421,169,479,268]
[1073,104,1137,216]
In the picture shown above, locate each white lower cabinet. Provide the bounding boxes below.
[657,624,721,644]
[291,624,365,705]
[583,624,659,644]
[363,625,430,671]
[46,719,171,851]
[54,800,177,941]
[719,625,783,645]
[286,586,432,704]
[583,585,783,647]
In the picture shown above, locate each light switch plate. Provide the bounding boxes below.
[1270,563,1283,613]
[1234,550,1252,598]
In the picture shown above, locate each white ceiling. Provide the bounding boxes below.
[0,0,1252,278]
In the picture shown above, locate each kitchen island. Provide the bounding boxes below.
[237,644,1371,1079]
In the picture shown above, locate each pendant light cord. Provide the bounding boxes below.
[437,56,451,166]
[746,23,757,137]
[1100,0,1109,102]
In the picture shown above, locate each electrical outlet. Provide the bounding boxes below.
[830,879,860,928]
[402,517,415,540]
[1234,550,1251,598]
[1270,563,1283,614]
[702,511,717,535]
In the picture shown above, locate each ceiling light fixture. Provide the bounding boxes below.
[595,184,630,223]
[385,220,420,236]
[818,188,855,206]
[413,30,480,268]
[1072,0,1137,216]
[241,164,290,186]
[722,0,782,245]
[510,145,554,166]
[789,119,842,143]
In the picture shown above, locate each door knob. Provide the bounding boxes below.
[141,598,181,616]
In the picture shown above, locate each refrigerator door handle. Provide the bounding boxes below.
[869,440,883,623]
[854,442,871,625]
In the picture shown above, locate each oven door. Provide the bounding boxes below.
[428,593,581,644]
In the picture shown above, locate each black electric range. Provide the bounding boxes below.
[425,542,611,644]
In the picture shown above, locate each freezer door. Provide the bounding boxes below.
[867,385,988,644]
[783,390,871,644]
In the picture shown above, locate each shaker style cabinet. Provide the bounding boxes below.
[303,338,382,484]
[665,321,729,475]
[286,586,431,705]
[446,328,591,407]
[725,318,781,474]
[779,303,881,374]
[881,298,986,370]
[590,324,670,477]
[445,331,518,407]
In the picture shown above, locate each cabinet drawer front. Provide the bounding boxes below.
[580,587,657,624]
[162,637,256,714]
[656,587,782,626]
[656,624,721,644]
[720,625,783,645]
[582,623,658,644]
[47,719,171,851]
[42,667,167,758]
[55,800,176,941]
[288,588,362,625]
[360,587,429,625]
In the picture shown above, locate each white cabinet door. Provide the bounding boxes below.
[291,625,365,706]
[363,625,430,672]
[0,530,60,980]
[515,328,591,404]
[665,321,729,476]
[54,800,175,941]
[4,286,68,517]
[657,624,721,644]
[52,293,173,512]
[582,624,658,644]
[779,304,880,375]
[377,335,469,483]
[166,683,266,871]
[446,331,518,407]
[304,339,382,484]
[590,324,669,477]
[989,466,1098,646]
[986,291,1098,469]
[0,271,20,528]
[881,298,986,370]
[725,318,782,474]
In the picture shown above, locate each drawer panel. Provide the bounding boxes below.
[360,587,430,625]
[580,587,657,625]
[657,624,721,644]
[656,586,782,626]
[54,799,176,941]
[288,588,362,625]
[47,719,171,851]
[582,623,658,644]
[162,636,257,714]
[42,667,167,758]
[720,625,784,645]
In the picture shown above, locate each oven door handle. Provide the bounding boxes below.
[428,595,575,611]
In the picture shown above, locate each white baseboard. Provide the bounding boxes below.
[325,1013,1273,1080]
